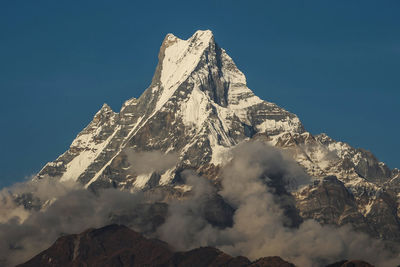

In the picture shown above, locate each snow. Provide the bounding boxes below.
[42,29,394,197]
[46,161,63,167]
[209,142,232,166]
[181,87,210,128]
[208,120,234,165]
[60,150,96,182]
[364,201,374,215]
[71,131,95,148]
[85,116,145,188]
[95,103,112,115]
[60,125,121,182]
[256,117,301,134]
[220,49,247,85]
[230,93,262,109]
[156,30,214,112]
[159,168,176,185]
[133,173,152,189]
[120,97,138,112]
[326,140,353,158]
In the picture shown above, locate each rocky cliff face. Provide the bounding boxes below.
[37,30,400,243]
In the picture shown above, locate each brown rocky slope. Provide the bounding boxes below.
[18,224,373,267]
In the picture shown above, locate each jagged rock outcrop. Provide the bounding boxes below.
[297,175,400,241]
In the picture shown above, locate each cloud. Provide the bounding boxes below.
[124,149,179,174]
[0,177,78,224]
[157,170,220,249]
[0,177,163,266]
[0,191,30,224]
[0,144,399,266]
[158,141,400,267]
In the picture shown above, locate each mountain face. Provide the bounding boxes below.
[19,224,371,267]
[37,30,400,242]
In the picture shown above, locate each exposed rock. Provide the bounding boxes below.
[296,176,400,241]
[249,256,295,267]
[18,224,173,267]
[18,224,298,267]
[296,176,370,229]
[34,30,400,243]
[19,224,379,267]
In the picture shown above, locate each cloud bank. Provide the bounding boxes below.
[0,178,160,266]
[0,142,399,266]
[158,142,400,266]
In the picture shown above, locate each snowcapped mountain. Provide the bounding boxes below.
[37,30,400,242]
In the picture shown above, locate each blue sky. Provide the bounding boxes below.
[1,0,399,188]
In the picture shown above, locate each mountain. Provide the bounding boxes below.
[36,30,400,242]
[19,224,372,267]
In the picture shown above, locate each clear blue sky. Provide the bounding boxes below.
[1,1,399,188]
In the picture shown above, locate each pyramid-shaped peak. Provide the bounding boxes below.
[100,103,112,111]
[154,30,218,95]
[190,29,214,40]
[163,30,214,45]
[94,103,114,117]
[148,29,255,110]
[160,30,215,54]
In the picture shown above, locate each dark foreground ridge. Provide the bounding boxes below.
[18,224,373,267]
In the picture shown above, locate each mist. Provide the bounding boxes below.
[158,142,400,266]
[124,149,178,174]
[0,178,159,266]
[1,142,399,266]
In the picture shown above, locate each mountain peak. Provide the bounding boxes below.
[158,30,215,86]
[163,30,214,47]
[34,30,400,255]
[150,30,219,110]
[146,29,269,117]
[94,103,113,116]
[101,103,112,110]
[190,29,214,42]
